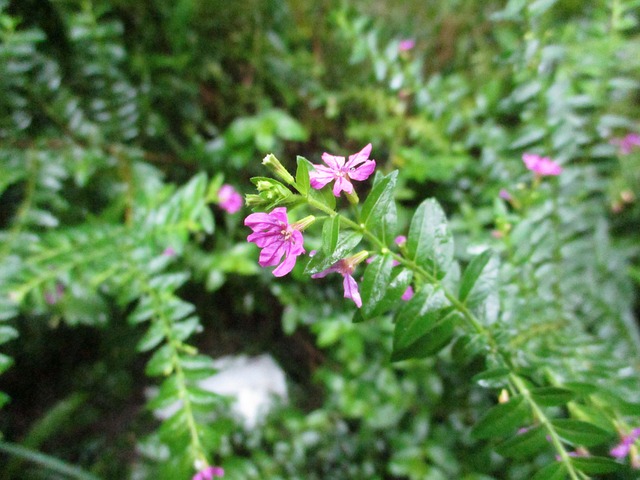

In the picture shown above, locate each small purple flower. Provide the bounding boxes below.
[192,466,224,480]
[162,246,176,257]
[312,256,365,308]
[611,133,640,155]
[522,153,562,176]
[398,39,415,52]
[401,286,414,301]
[499,189,512,201]
[394,235,407,246]
[217,184,243,214]
[245,207,305,277]
[309,144,376,197]
[611,428,640,460]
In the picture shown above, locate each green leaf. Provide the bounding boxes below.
[360,171,398,244]
[496,425,547,459]
[308,184,336,211]
[472,367,511,389]
[0,391,10,409]
[0,325,18,345]
[359,255,413,320]
[571,456,622,475]
[360,255,394,319]
[146,376,180,411]
[322,215,340,256]
[459,250,492,303]
[129,296,153,324]
[531,462,567,480]
[188,386,222,406]
[567,403,614,432]
[137,321,165,352]
[146,344,174,377]
[295,156,311,196]
[407,199,453,279]
[171,316,201,341]
[391,287,456,361]
[0,353,14,375]
[530,387,575,407]
[180,354,217,380]
[304,231,362,275]
[551,419,611,447]
[471,396,529,440]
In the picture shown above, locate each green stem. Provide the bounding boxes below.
[510,375,585,480]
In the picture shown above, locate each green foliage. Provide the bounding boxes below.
[1,0,640,479]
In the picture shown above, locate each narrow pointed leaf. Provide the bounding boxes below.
[551,419,611,447]
[530,387,575,407]
[322,215,340,256]
[391,286,456,361]
[496,426,547,459]
[471,396,529,440]
[459,250,493,303]
[531,462,567,480]
[360,255,394,319]
[407,199,453,279]
[571,456,622,474]
[360,171,397,243]
[295,156,310,195]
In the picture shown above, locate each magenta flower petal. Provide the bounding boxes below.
[309,165,337,189]
[311,258,363,307]
[192,465,224,480]
[401,285,414,301]
[343,274,362,307]
[522,153,562,176]
[611,443,631,459]
[347,160,377,181]
[399,39,415,51]
[345,143,372,168]
[245,207,305,277]
[332,175,354,196]
[309,144,376,197]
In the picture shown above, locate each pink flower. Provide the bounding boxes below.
[401,286,414,301]
[499,189,512,201]
[309,144,376,197]
[611,133,640,155]
[398,39,415,52]
[522,153,562,176]
[162,246,176,257]
[394,235,407,246]
[610,428,640,460]
[192,466,224,480]
[245,207,305,277]
[312,258,363,307]
[218,184,243,214]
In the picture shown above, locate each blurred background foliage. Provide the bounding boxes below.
[1,0,639,478]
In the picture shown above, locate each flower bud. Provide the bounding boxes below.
[263,154,296,185]
[291,215,316,232]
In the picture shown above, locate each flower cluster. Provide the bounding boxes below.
[246,145,381,306]
[522,153,562,176]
